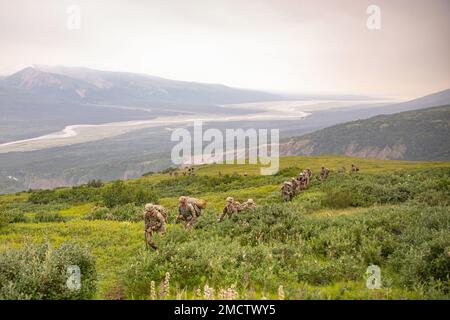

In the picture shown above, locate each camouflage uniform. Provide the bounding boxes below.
[177,196,199,229]
[238,198,256,212]
[301,170,310,188]
[219,196,238,221]
[304,168,313,179]
[281,181,293,201]
[154,204,168,222]
[144,203,167,250]
[320,166,330,180]
[351,164,359,173]
[297,173,307,190]
[291,178,300,195]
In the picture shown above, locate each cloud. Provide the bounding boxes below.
[0,0,449,98]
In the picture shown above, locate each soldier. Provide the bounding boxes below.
[246,198,256,209]
[291,177,300,195]
[351,164,360,173]
[218,196,238,221]
[238,198,257,212]
[320,166,330,181]
[297,172,307,190]
[304,168,313,179]
[176,196,199,229]
[281,181,293,201]
[301,170,310,188]
[144,203,167,250]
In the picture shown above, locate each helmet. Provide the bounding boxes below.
[179,196,187,203]
[247,198,254,204]
[144,203,154,211]
[226,196,234,203]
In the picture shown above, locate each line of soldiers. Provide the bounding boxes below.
[281,168,313,201]
[144,195,257,249]
[145,164,360,248]
[281,164,360,201]
[169,167,196,177]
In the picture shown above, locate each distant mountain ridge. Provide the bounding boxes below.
[370,88,450,114]
[281,104,450,161]
[2,66,281,106]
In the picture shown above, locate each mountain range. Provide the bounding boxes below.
[281,104,450,161]
[3,65,281,106]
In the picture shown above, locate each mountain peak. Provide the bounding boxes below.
[6,66,60,89]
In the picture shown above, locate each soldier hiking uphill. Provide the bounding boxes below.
[297,172,307,190]
[320,166,330,181]
[218,196,238,221]
[304,168,313,179]
[144,203,167,250]
[281,181,294,201]
[302,169,311,187]
[239,198,257,212]
[291,177,300,195]
[176,196,205,229]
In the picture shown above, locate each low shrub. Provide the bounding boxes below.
[86,179,104,188]
[85,206,111,220]
[0,207,28,224]
[28,190,56,204]
[101,181,159,208]
[85,204,142,222]
[0,242,96,299]
[323,190,353,209]
[109,204,142,222]
[33,212,67,223]
[28,186,102,205]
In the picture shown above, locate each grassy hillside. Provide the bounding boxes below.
[0,156,449,299]
[281,106,450,161]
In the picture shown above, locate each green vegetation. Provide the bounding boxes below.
[283,105,450,161]
[101,181,159,209]
[0,156,449,299]
[0,242,96,300]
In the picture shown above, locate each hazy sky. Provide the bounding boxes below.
[1,0,449,98]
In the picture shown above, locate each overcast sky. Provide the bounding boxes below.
[0,0,449,98]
